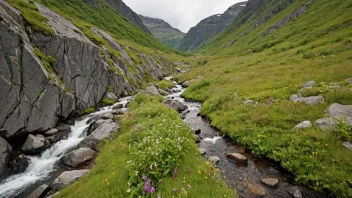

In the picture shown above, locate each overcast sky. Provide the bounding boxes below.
[123,0,245,33]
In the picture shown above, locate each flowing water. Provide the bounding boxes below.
[0,97,131,198]
[168,81,327,198]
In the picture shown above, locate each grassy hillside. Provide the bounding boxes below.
[35,0,183,55]
[177,0,352,197]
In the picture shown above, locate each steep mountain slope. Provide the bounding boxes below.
[177,1,247,52]
[139,15,185,48]
[178,0,352,197]
[84,0,151,34]
[0,0,177,148]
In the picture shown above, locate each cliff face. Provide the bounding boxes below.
[84,0,150,34]
[0,1,173,142]
[139,15,185,48]
[177,1,247,52]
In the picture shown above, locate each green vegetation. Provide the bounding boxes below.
[8,0,53,36]
[56,94,235,198]
[176,0,352,197]
[35,0,178,53]
[79,107,95,115]
[155,80,174,91]
[102,98,115,106]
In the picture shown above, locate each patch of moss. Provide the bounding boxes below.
[9,0,53,36]
[102,97,115,106]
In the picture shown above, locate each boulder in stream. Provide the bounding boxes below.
[260,177,279,188]
[248,183,266,196]
[62,147,97,168]
[226,153,247,165]
[44,128,58,136]
[27,184,50,198]
[287,186,302,198]
[0,137,12,175]
[102,113,114,120]
[21,134,46,154]
[10,155,30,174]
[164,100,188,112]
[181,81,190,88]
[199,148,207,155]
[113,104,124,109]
[208,156,220,165]
[52,169,90,190]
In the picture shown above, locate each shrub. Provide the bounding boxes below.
[156,80,174,91]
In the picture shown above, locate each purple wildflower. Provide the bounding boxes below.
[135,125,141,131]
[151,187,155,193]
[148,165,153,171]
[173,189,178,193]
[269,98,275,104]
[142,174,147,181]
[144,180,151,192]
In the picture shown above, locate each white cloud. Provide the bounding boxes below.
[122,0,246,33]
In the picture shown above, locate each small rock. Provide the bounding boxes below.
[248,183,266,196]
[164,100,188,112]
[226,153,247,165]
[102,113,114,120]
[347,78,352,84]
[287,186,302,198]
[21,134,46,154]
[56,124,70,131]
[146,86,160,95]
[325,103,352,118]
[298,96,324,106]
[294,121,312,129]
[199,148,207,155]
[62,147,97,168]
[244,100,258,105]
[52,170,89,191]
[44,128,58,136]
[195,135,201,143]
[303,80,316,88]
[233,93,238,99]
[113,104,123,109]
[343,142,352,150]
[27,184,50,198]
[181,81,190,88]
[314,118,337,130]
[158,89,169,96]
[260,177,279,188]
[289,94,302,101]
[194,129,201,135]
[208,156,220,165]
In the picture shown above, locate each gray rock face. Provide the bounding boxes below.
[27,184,50,198]
[79,120,118,151]
[294,121,312,129]
[21,134,46,154]
[62,147,97,168]
[0,137,12,175]
[52,169,89,191]
[325,103,352,118]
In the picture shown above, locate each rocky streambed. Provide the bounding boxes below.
[168,82,327,198]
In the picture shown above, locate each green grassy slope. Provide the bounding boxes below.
[177,0,352,197]
[35,0,182,54]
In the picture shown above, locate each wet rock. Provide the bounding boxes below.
[180,110,190,119]
[287,186,302,198]
[244,100,258,105]
[194,129,201,135]
[260,177,279,188]
[343,142,352,150]
[52,169,89,190]
[102,113,114,120]
[208,156,220,165]
[325,103,352,118]
[195,135,201,143]
[303,80,316,88]
[181,81,190,88]
[164,100,188,112]
[112,110,124,116]
[248,183,266,196]
[113,104,124,109]
[146,86,160,95]
[21,134,46,154]
[298,96,324,106]
[314,118,337,130]
[62,147,97,168]
[79,121,118,151]
[27,184,50,198]
[199,148,207,155]
[0,137,12,175]
[125,101,131,108]
[226,153,247,165]
[158,89,169,96]
[56,124,70,131]
[294,121,312,129]
[44,128,58,136]
[266,167,280,175]
[10,155,30,174]
[47,131,70,144]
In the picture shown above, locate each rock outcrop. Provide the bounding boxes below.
[0,1,173,140]
[0,137,12,175]
[139,15,185,48]
[177,1,247,52]
[52,169,89,191]
[62,147,97,168]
